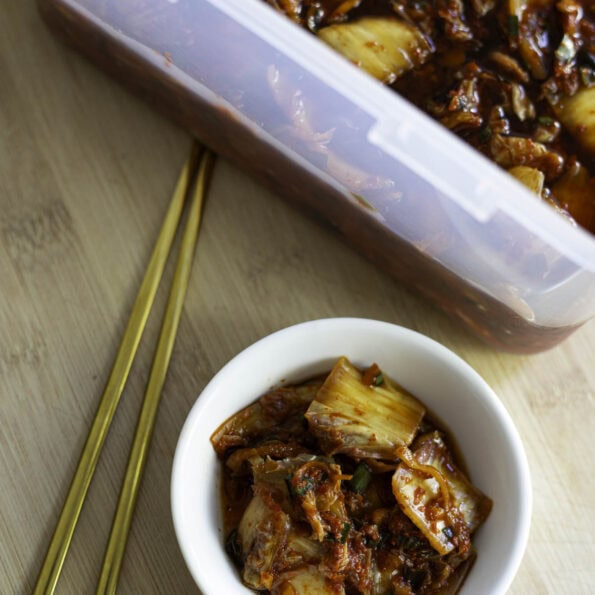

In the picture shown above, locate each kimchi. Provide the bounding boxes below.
[211,357,492,594]
[261,0,595,233]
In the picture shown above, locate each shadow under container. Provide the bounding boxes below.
[38,0,595,353]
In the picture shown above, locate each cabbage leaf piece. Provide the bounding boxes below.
[290,459,349,542]
[305,357,425,459]
[552,162,595,231]
[556,87,595,158]
[211,381,322,457]
[272,564,345,595]
[226,441,311,475]
[317,17,432,84]
[508,165,545,195]
[238,491,291,590]
[239,454,348,590]
[392,432,492,555]
[238,457,319,588]
[249,454,320,517]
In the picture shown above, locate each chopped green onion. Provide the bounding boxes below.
[225,529,242,562]
[442,526,454,540]
[507,15,519,38]
[452,95,467,111]
[286,477,297,498]
[340,522,351,544]
[580,67,595,88]
[293,475,315,497]
[396,533,424,551]
[556,34,576,64]
[373,372,384,386]
[349,462,372,493]
[478,126,492,143]
[373,533,388,549]
[537,116,555,126]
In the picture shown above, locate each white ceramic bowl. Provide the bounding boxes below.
[172,318,531,594]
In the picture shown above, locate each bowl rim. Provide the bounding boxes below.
[171,317,532,594]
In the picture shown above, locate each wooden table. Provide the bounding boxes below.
[2,2,594,593]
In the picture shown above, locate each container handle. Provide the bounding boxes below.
[367,116,502,222]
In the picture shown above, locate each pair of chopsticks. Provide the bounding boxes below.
[34,142,215,595]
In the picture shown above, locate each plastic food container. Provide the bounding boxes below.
[38,0,595,352]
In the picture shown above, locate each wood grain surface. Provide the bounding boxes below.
[1,2,594,594]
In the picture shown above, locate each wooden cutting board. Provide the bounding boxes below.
[1,1,594,594]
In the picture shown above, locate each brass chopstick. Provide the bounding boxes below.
[33,142,203,595]
[96,149,215,594]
